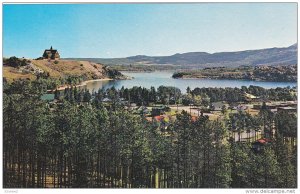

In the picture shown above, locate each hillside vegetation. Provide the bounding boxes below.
[172,65,297,82]
[3,57,128,83]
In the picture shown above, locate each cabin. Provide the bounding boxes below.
[43,46,60,60]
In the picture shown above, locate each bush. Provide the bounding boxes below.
[4,56,28,68]
[54,60,59,64]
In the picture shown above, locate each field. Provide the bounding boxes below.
[3,66,36,82]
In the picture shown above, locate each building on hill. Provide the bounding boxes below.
[43,46,60,59]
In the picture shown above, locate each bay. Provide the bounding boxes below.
[83,71,297,93]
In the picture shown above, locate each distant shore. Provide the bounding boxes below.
[172,65,297,82]
[172,76,297,82]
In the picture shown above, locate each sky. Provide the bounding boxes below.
[3,3,297,58]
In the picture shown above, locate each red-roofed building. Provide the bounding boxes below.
[252,138,272,152]
[257,138,271,144]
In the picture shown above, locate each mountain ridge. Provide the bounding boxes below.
[65,43,297,68]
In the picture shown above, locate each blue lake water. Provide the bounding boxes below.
[84,71,297,93]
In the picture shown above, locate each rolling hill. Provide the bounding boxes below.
[66,43,297,68]
[3,58,128,82]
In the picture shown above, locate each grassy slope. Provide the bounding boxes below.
[3,66,36,82]
[3,59,108,82]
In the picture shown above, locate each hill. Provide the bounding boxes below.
[66,43,297,68]
[3,57,128,83]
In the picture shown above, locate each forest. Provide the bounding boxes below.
[172,65,297,82]
[3,79,297,188]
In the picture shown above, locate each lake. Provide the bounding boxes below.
[84,71,297,93]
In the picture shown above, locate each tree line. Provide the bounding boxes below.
[54,84,296,107]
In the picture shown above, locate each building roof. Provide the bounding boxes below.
[44,49,58,53]
[154,115,163,122]
[41,94,55,101]
[44,46,58,53]
[244,92,259,99]
[102,97,111,102]
[191,116,197,122]
[256,138,271,144]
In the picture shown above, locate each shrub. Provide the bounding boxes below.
[4,56,28,68]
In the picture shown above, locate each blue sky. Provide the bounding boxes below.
[3,3,297,58]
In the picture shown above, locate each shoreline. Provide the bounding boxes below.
[173,76,297,83]
[54,78,113,91]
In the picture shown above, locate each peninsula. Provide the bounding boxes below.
[172,65,297,82]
